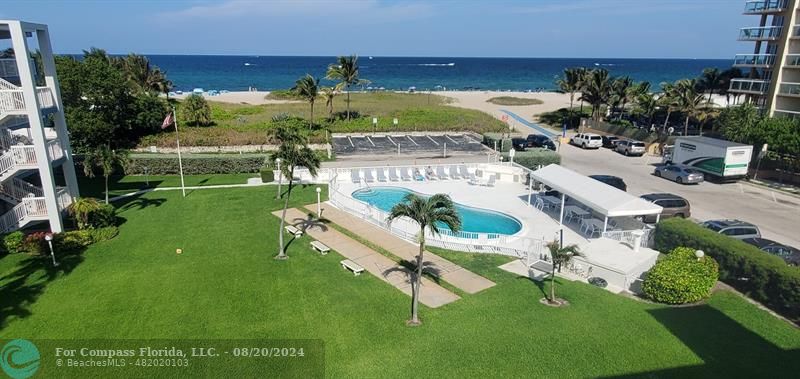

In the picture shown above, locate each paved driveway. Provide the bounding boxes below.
[559,142,800,249]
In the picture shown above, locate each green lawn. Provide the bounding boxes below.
[1,185,799,377]
[77,173,255,199]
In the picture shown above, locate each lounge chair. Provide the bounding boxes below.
[448,166,461,179]
[425,167,438,181]
[482,175,496,187]
[436,166,449,180]
[350,170,361,184]
[376,169,388,182]
[458,165,470,178]
[388,168,400,181]
[400,168,412,181]
[467,172,480,185]
[363,169,375,183]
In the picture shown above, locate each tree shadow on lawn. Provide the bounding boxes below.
[79,176,165,199]
[386,260,443,285]
[114,192,167,212]
[0,248,86,328]
[516,275,554,300]
[603,304,800,377]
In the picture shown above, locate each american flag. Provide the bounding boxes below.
[161,112,174,129]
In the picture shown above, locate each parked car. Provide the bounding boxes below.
[511,138,528,151]
[701,219,761,240]
[654,164,704,184]
[742,238,800,266]
[571,133,603,149]
[639,193,690,223]
[615,140,646,156]
[526,134,556,150]
[602,135,620,148]
[589,175,627,191]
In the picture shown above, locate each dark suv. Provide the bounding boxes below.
[639,193,690,223]
[526,134,556,150]
[589,175,627,191]
[511,138,527,151]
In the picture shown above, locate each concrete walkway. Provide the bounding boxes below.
[310,203,496,294]
[274,208,460,308]
[501,109,559,137]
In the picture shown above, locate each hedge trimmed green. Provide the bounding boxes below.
[260,166,275,183]
[125,156,268,175]
[483,133,512,152]
[654,218,800,322]
[502,149,561,169]
[643,247,719,304]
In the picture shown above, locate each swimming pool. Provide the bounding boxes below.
[352,187,522,235]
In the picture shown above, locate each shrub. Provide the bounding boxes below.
[22,232,48,256]
[260,166,275,183]
[126,156,268,175]
[483,133,512,152]
[486,96,543,106]
[87,226,119,243]
[181,94,212,126]
[502,149,561,169]
[55,230,93,253]
[537,107,592,129]
[3,231,25,254]
[265,89,302,100]
[654,218,800,322]
[643,247,719,304]
[88,203,116,228]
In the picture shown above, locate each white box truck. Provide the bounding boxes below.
[663,136,753,180]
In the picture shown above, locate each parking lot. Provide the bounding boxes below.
[558,142,800,248]
[331,133,487,158]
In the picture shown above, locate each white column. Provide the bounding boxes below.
[37,26,80,198]
[558,193,566,229]
[10,22,63,232]
[603,216,608,233]
[527,175,532,206]
[655,214,661,223]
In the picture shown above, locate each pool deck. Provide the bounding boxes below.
[309,203,496,294]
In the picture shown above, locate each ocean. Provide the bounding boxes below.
[144,55,732,93]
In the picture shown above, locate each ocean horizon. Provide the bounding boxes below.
[137,55,732,93]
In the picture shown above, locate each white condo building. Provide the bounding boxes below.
[0,20,79,234]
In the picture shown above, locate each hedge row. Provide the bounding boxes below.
[502,149,561,169]
[654,218,800,323]
[482,133,512,152]
[125,156,269,175]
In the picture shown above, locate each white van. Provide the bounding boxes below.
[571,133,603,149]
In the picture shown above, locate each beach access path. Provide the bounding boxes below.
[274,208,461,308]
[309,203,496,294]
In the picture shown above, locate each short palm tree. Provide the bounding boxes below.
[611,76,632,121]
[556,68,582,127]
[271,125,321,260]
[321,86,336,119]
[83,145,129,204]
[387,193,461,326]
[118,54,172,95]
[545,241,582,304]
[67,197,102,230]
[292,74,320,128]
[675,79,706,135]
[579,69,612,128]
[576,67,589,114]
[325,55,368,121]
[634,92,658,128]
[699,67,723,104]
[658,81,679,131]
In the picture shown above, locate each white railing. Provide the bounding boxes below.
[36,87,55,109]
[46,139,63,161]
[0,178,44,201]
[0,89,24,113]
[0,196,48,234]
[601,229,654,248]
[0,144,37,179]
[56,187,73,212]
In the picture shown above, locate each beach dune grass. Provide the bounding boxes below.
[141,93,505,147]
[486,96,544,106]
[1,183,799,377]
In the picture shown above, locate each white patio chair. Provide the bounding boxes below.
[400,168,412,181]
[425,167,439,181]
[350,170,361,184]
[376,168,388,182]
[482,175,496,187]
[363,169,375,183]
[458,165,470,178]
[436,166,449,180]
[388,168,400,181]
[467,173,480,185]
[534,197,544,211]
[448,166,461,179]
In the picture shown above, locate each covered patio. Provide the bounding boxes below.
[528,164,663,243]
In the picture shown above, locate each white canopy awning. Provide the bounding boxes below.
[531,164,662,217]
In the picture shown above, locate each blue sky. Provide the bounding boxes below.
[3,0,748,58]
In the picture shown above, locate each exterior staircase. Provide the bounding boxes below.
[0,77,55,122]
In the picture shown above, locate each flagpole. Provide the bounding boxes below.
[173,106,186,197]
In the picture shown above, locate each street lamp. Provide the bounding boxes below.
[393,118,398,131]
[316,187,322,216]
[695,249,705,261]
[275,158,282,199]
[45,233,58,267]
[372,117,378,135]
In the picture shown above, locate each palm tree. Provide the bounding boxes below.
[658,81,679,131]
[578,69,613,129]
[719,68,743,106]
[545,241,582,304]
[556,68,582,127]
[83,145,129,204]
[611,76,633,121]
[699,67,723,105]
[182,94,211,126]
[321,86,336,119]
[675,79,707,135]
[325,55,368,121]
[292,74,320,128]
[634,92,658,129]
[271,125,321,260]
[67,197,102,230]
[118,54,172,95]
[387,193,461,326]
[575,67,589,114]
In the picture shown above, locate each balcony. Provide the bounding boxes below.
[0,58,37,80]
[744,0,788,14]
[773,109,800,118]
[733,54,776,68]
[738,26,782,41]
[0,86,56,115]
[785,54,800,67]
[778,82,800,97]
[729,78,770,95]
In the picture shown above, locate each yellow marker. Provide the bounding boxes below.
[176,248,183,255]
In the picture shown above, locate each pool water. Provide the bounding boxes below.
[352,187,522,235]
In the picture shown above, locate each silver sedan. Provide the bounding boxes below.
[654,164,704,184]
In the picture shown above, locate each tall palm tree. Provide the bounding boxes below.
[658,81,679,131]
[83,144,129,204]
[675,79,706,135]
[578,69,612,129]
[719,67,743,107]
[387,193,461,326]
[556,68,582,127]
[292,74,320,128]
[575,67,589,113]
[321,86,336,119]
[271,125,321,260]
[325,55,368,121]
[545,241,582,304]
[118,54,172,95]
[611,76,633,121]
[634,92,658,128]
[699,67,723,105]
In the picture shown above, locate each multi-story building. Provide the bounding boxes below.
[0,20,79,234]
[730,0,800,117]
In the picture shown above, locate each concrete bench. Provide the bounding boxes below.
[284,225,303,236]
[310,240,330,255]
[340,259,364,276]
